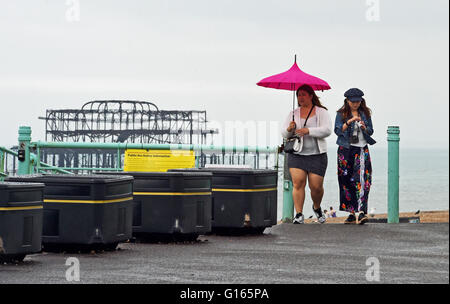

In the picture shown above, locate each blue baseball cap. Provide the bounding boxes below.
[344,88,364,102]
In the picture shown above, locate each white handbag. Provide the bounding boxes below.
[283,106,313,153]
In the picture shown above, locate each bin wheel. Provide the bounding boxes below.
[213,227,266,236]
[176,234,199,242]
[252,227,266,234]
[0,254,26,264]
[104,242,119,252]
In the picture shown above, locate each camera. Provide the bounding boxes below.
[350,135,359,144]
[350,121,361,144]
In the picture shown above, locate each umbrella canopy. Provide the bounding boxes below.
[256,56,331,121]
[257,60,331,91]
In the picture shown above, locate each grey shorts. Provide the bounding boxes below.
[287,153,328,177]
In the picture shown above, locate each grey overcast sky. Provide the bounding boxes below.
[0,0,448,149]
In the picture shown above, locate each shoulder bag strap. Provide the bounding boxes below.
[302,105,315,127]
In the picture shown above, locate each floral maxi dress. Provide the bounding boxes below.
[337,145,372,214]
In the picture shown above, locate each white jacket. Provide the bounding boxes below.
[281,106,332,154]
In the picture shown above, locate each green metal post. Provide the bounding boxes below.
[18,126,33,175]
[117,148,121,171]
[387,126,400,223]
[0,150,4,181]
[195,155,199,168]
[282,154,294,223]
[36,146,41,174]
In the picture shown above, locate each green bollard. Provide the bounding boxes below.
[282,180,294,223]
[387,126,400,223]
[18,126,33,176]
[0,150,4,181]
[282,154,294,223]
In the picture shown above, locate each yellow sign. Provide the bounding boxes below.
[124,149,195,172]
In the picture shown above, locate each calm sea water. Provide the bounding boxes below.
[276,148,449,220]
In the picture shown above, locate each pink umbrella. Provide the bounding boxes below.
[257,55,331,119]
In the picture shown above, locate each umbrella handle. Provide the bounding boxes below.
[292,88,296,121]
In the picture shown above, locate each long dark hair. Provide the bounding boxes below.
[296,84,328,110]
[337,98,372,120]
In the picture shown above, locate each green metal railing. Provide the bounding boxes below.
[1,127,77,178]
[32,141,279,172]
[1,145,73,179]
[1,146,20,180]
[9,126,279,176]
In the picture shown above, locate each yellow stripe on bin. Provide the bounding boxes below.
[0,206,43,211]
[43,197,133,204]
[212,187,277,193]
[133,192,212,196]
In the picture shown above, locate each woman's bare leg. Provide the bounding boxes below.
[289,168,308,214]
[308,173,325,210]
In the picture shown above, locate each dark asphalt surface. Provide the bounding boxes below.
[0,223,448,284]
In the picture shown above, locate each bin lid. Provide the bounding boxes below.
[0,181,45,189]
[169,168,278,175]
[97,171,213,178]
[6,174,134,184]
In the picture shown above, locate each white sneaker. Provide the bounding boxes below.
[313,206,326,224]
[293,213,304,224]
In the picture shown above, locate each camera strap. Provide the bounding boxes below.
[302,105,315,128]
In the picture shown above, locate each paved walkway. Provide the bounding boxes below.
[0,223,448,284]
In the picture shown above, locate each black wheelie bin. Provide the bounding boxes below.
[6,174,133,252]
[0,182,45,263]
[97,171,212,242]
[169,168,278,234]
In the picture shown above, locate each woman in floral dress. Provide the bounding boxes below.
[334,88,376,224]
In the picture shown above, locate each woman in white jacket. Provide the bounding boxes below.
[281,84,332,224]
